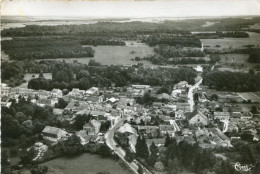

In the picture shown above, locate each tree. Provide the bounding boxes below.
[77,70,90,80]
[79,77,91,90]
[100,120,111,132]
[1,150,10,166]
[30,165,48,174]
[140,119,145,126]
[135,57,141,61]
[20,148,37,165]
[62,89,69,95]
[74,114,91,130]
[2,114,25,138]
[157,86,171,94]
[210,94,218,101]
[98,144,111,157]
[164,133,171,147]
[215,107,223,112]
[167,158,182,174]
[248,49,260,63]
[147,142,158,166]
[15,112,27,123]
[124,149,135,162]
[249,69,255,75]
[39,72,44,78]
[150,141,158,155]
[154,161,164,172]
[135,136,142,158]
[1,150,13,174]
[135,135,149,159]
[88,60,101,66]
[55,98,68,109]
[137,164,143,174]
[194,93,199,102]
[58,134,84,156]
[33,119,45,134]
[251,106,257,114]
[141,136,149,159]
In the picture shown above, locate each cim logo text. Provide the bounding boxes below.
[235,162,254,172]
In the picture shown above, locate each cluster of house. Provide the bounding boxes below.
[1,84,63,108]
[108,82,260,152]
[2,80,259,153]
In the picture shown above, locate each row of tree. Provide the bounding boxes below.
[81,37,126,46]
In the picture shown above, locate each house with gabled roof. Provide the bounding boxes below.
[51,88,63,98]
[174,81,188,90]
[159,124,175,137]
[85,87,99,95]
[83,119,101,135]
[42,126,69,143]
[138,126,159,138]
[117,123,137,135]
[214,112,230,121]
[187,110,208,126]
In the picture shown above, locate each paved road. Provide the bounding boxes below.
[188,78,203,112]
[105,117,152,174]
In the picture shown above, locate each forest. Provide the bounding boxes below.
[2,17,260,38]
[143,45,221,65]
[1,22,189,38]
[203,70,260,91]
[1,61,26,87]
[153,45,204,58]
[2,38,95,60]
[143,35,202,47]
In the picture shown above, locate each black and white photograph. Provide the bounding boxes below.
[1,0,260,174]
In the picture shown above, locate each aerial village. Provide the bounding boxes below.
[1,65,260,174]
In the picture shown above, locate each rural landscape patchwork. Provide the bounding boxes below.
[1,14,260,174]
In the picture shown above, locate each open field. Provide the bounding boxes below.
[40,153,128,174]
[201,32,260,49]
[42,42,154,65]
[23,73,52,81]
[247,23,260,29]
[216,53,259,72]
[218,54,249,64]
[237,92,260,103]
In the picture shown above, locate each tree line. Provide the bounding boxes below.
[194,31,249,39]
[27,60,197,91]
[248,48,260,63]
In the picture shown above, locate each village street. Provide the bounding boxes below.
[105,116,152,174]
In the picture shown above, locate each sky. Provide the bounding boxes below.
[1,0,260,18]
